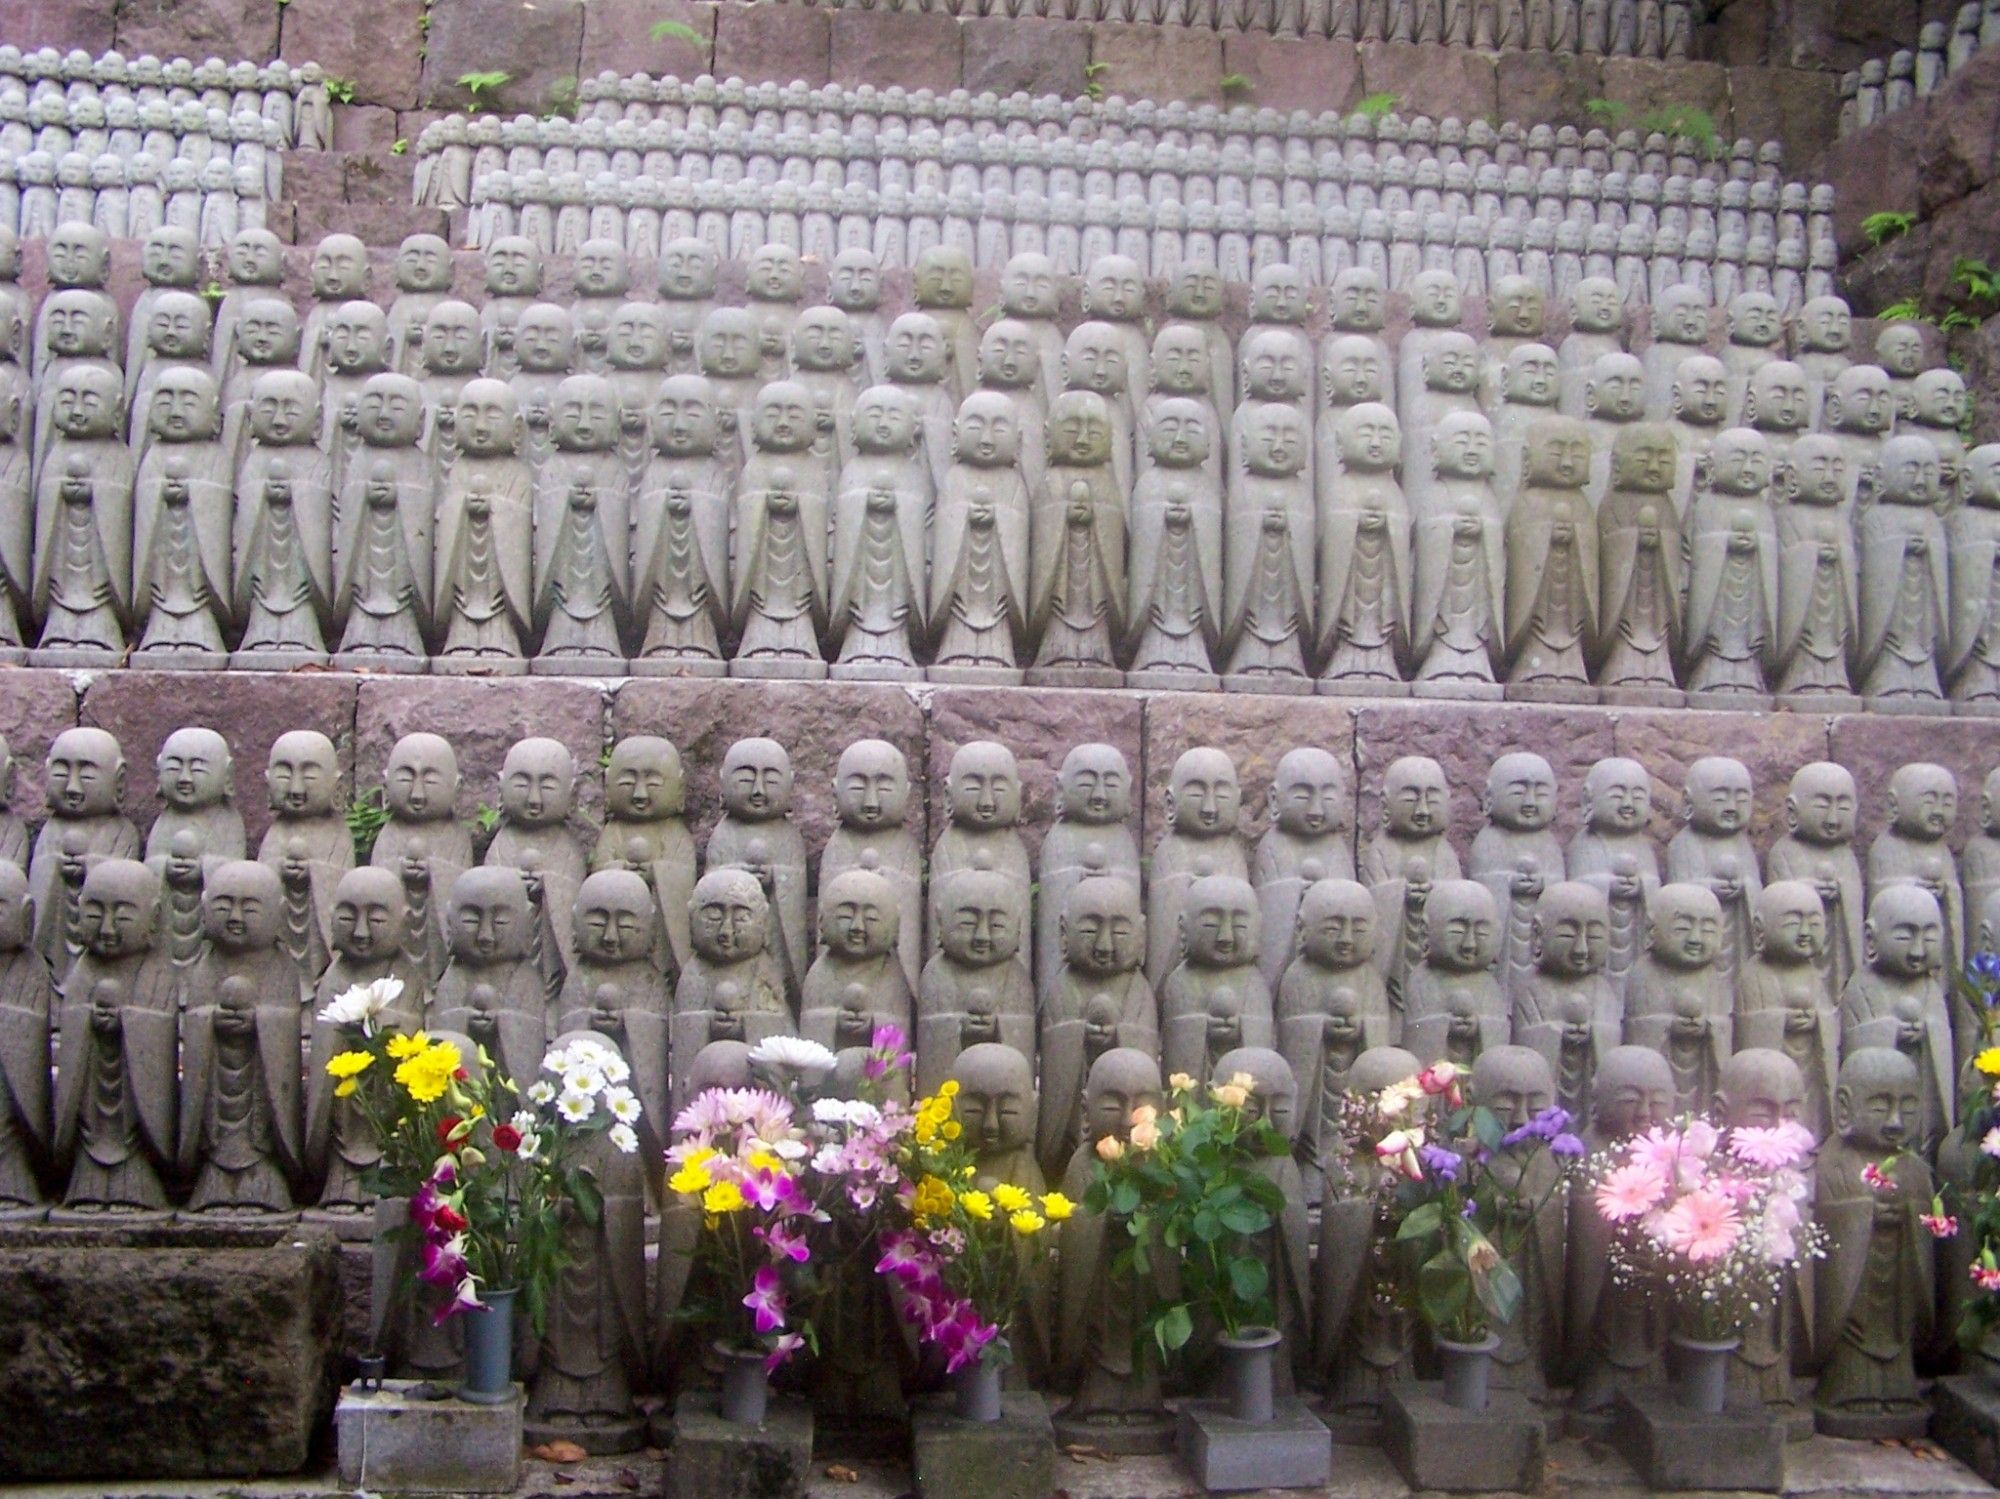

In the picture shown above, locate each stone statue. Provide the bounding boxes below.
[997,252,1066,405]
[1741,359,1812,477]
[1249,748,1356,993]
[1737,881,1837,1138]
[1857,434,1948,706]
[1031,389,1126,686]
[1403,878,1506,1067]
[1813,1047,1934,1438]
[1966,767,2000,945]
[1625,881,1731,1116]
[250,729,349,1003]
[1360,756,1462,907]
[1509,881,1617,1120]
[1397,269,1465,423]
[1562,758,1661,997]
[144,726,243,868]
[230,370,332,667]
[1408,408,1506,698]
[554,876,668,1176]
[656,239,720,377]
[1592,423,1684,703]
[819,739,923,1000]
[301,235,369,386]
[306,867,424,1215]
[1663,353,1729,517]
[706,738,809,1004]
[1491,343,1561,509]
[728,380,829,678]
[1167,264,1236,418]
[1471,1045,1569,1398]
[1869,762,1964,1014]
[1666,756,1761,988]
[1036,743,1141,998]
[484,737,587,1007]
[1213,1046,1313,1390]
[1469,752,1565,1004]
[1766,433,1859,704]
[1278,878,1395,1166]
[633,374,730,673]
[1557,277,1627,418]
[0,736,25,875]
[1223,398,1314,691]
[371,732,473,982]
[930,391,1030,683]
[531,373,628,671]
[1126,396,1222,687]
[1481,276,1550,411]
[1767,762,1865,1000]
[429,867,548,1091]
[928,739,1032,962]
[951,1041,1051,1379]
[1318,402,1413,693]
[1683,426,1778,701]
[0,861,50,1212]
[1721,292,1785,425]
[178,861,301,1213]
[978,318,1050,501]
[912,246,981,399]
[331,373,433,669]
[30,365,134,667]
[589,735,694,985]
[384,234,455,378]
[28,728,140,976]
[1504,416,1599,700]
[801,868,914,1061]
[670,869,791,1113]
[478,237,546,382]
[1947,445,2000,712]
[1148,748,1249,990]
[830,386,928,680]
[434,379,534,672]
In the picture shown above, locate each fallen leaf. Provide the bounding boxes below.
[617,1467,641,1490]
[531,1439,589,1463]
[824,1463,860,1482]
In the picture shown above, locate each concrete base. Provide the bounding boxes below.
[1689,688,1774,711]
[1815,1394,1934,1439]
[729,658,829,680]
[666,1389,814,1499]
[927,663,1024,685]
[329,651,428,674]
[1411,678,1505,701]
[130,648,230,671]
[1175,1397,1331,1492]
[912,1391,1054,1499]
[28,646,122,668]
[1506,680,1595,703]
[631,656,728,677]
[1320,1403,1386,1446]
[1028,664,1124,689]
[1614,1386,1785,1491]
[1866,694,1949,716]
[1050,1402,1176,1456]
[1778,691,1864,713]
[831,661,923,682]
[1382,1383,1546,1493]
[432,655,528,676]
[1600,684,1685,708]
[336,1378,524,1493]
[1317,676,1409,697]
[230,649,328,672]
[1956,699,2000,718]
[1222,672,1312,696]
[1934,1373,2000,1484]
[522,1407,646,1455]
[1128,668,1220,692]
[531,655,627,677]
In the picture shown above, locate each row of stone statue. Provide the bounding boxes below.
[1838,0,2000,137]
[0,730,1958,1442]
[0,47,332,152]
[5,153,271,247]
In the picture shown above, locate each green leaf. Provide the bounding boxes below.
[650,18,701,41]
[1473,1256,1523,1328]
[1156,1303,1194,1352]
[1217,1200,1269,1235]
[1111,1181,1142,1216]
[1863,210,1916,247]
[1395,1201,1445,1241]
[1471,1108,1504,1152]
[1417,1254,1471,1330]
[1355,91,1399,118]
[1192,1208,1224,1244]
[1227,1256,1269,1304]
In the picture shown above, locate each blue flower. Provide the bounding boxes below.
[1419,1144,1461,1182]
[1971,952,2000,991]
[1550,1133,1586,1159]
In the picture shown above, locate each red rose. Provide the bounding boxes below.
[492,1123,523,1153]
[436,1115,464,1148]
[455,1067,469,1081]
[434,1203,468,1233]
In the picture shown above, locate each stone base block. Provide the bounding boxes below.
[667,1390,814,1499]
[1506,680,1595,703]
[631,656,728,677]
[1866,694,1949,716]
[830,661,922,682]
[1777,690,1863,713]
[730,658,830,680]
[1320,1404,1385,1446]
[1815,1393,1934,1439]
[1955,700,2000,718]
[27,646,121,668]
[1222,673,1313,696]
[1689,688,1774,712]
[0,646,22,667]
[523,1406,646,1455]
[1050,1402,1176,1455]
[330,651,427,674]
[1317,677,1409,698]
[1175,1397,1331,1492]
[1127,668,1219,692]
[230,649,328,672]
[531,656,627,678]
[1934,1373,2000,1483]
[928,663,1024,685]
[431,655,528,676]
[129,648,229,672]
[336,1378,524,1493]
[1613,1387,1784,1491]
[1382,1383,1546,1493]
[1599,684,1685,707]
[912,1391,1055,1499]
[1027,664,1124,689]
[1411,678,1505,701]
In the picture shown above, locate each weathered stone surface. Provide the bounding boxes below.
[612,678,923,854]
[1614,1388,1783,1491]
[337,1380,524,1493]
[1840,221,1933,316]
[0,0,117,52]
[911,1394,1056,1499]
[279,150,349,224]
[296,199,451,248]
[117,0,281,62]
[1917,48,2000,215]
[1936,1375,2000,1488]
[1494,50,1602,131]
[927,686,1142,863]
[356,675,607,828]
[1221,36,1363,116]
[667,1391,813,1499]
[279,0,427,110]
[1829,712,1993,853]
[1091,25,1225,104]
[80,671,359,851]
[1920,182,2000,308]
[1819,107,1929,254]
[346,152,418,206]
[1611,708,1829,847]
[332,106,402,157]
[1727,66,1840,177]
[1352,701,1611,867]
[960,18,1092,99]
[830,11,962,91]
[419,0,586,114]
[1707,0,1775,67]
[1147,691,1355,857]
[1784,0,1920,70]
[0,1225,341,1479]
[1382,1384,1545,1493]
[1596,57,1731,131]
[714,2,831,87]
[1358,43,1496,121]
[1178,1398,1332,1492]
[1962,311,2000,447]
[0,671,76,829]
[578,0,715,83]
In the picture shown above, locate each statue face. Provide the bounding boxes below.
[694,876,767,961]
[1244,404,1306,476]
[1001,256,1060,317]
[888,317,945,381]
[1760,886,1825,964]
[829,254,881,311]
[1538,891,1607,976]
[1065,328,1126,396]
[1583,762,1651,833]
[978,323,1034,388]
[1084,1057,1161,1144]
[325,308,384,373]
[1830,371,1894,435]
[1058,745,1129,824]
[747,246,801,301]
[1151,329,1207,395]
[954,1059,1033,1153]
[1891,767,1957,838]
[723,742,792,819]
[577,882,653,962]
[1671,358,1728,425]
[1064,878,1142,975]
[752,384,815,452]
[52,368,120,438]
[1573,279,1621,333]
[1491,281,1543,336]
[822,877,895,957]
[1274,755,1345,837]
[1089,258,1146,319]
[847,390,912,454]
[1147,402,1210,466]
[1529,424,1591,487]
[792,309,853,372]
[1487,756,1555,831]
[1411,272,1460,325]
[228,233,282,285]
[1915,372,1967,429]
[384,738,457,820]
[1171,754,1240,834]
[451,875,531,961]
[652,382,717,456]
[1839,1060,1919,1151]
[1586,358,1644,419]
[574,243,628,298]
[203,866,279,950]
[1327,339,1388,403]
[1654,890,1721,966]
[47,298,112,358]
[486,242,539,297]
[1788,440,1846,505]
[947,746,1021,829]
[1687,761,1752,833]
[250,377,315,445]
[1170,266,1224,318]
[552,378,617,451]
[1505,347,1559,405]
[835,746,909,829]
[45,226,108,286]
[610,306,667,370]
[1301,886,1374,967]
[421,307,481,375]
[499,741,573,828]
[148,374,217,442]
[1722,1058,1806,1128]
[1384,761,1448,836]
[331,877,401,961]
[236,302,298,363]
[1876,324,1925,377]
[1595,1063,1674,1138]
[80,867,157,958]
[146,299,205,359]
[1245,334,1305,400]
[1880,438,1940,504]
[659,241,718,299]
[955,396,1019,465]
[1800,298,1850,351]
[46,732,123,817]
[1780,766,1853,845]
[605,739,681,820]
[1433,416,1492,478]
[1728,294,1781,347]
[1050,395,1112,462]
[157,731,229,811]
[1185,884,1256,966]
[940,878,1020,963]
[1613,429,1676,491]
[1476,1053,1554,1131]
[1251,268,1307,323]
[698,315,758,377]
[1429,885,1497,968]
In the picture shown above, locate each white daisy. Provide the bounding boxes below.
[516,1131,542,1160]
[510,1110,538,1133]
[557,1090,595,1124]
[607,1122,639,1155]
[563,1065,607,1098]
[527,1080,556,1106]
[606,1087,642,1125]
[317,978,401,1031]
[747,1035,839,1077]
[601,1054,632,1085]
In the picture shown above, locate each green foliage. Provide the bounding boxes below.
[543,75,579,121]
[1863,210,1916,246]
[391,138,409,155]
[457,69,511,110]
[1880,297,1926,322]
[346,788,390,864]
[1083,60,1108,103]
[1219,73,1251,97]
[1957,257,1999,305]
[199,280,225,305]
[1583,97,1628,124]
[651,18,702,42]
[1354,91,1400,119]
[1638,102,1722,160]
[325,76,357,105]
[473,802,503,835]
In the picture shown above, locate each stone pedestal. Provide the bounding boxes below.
[666,1390,814,1499]
[1613,1387,1785,1491]
[335,1379,524,1494]
[1175,1398,1332,1492]
[912,1391,1055,1499]
[1381,1383,1546,1493]
[1933,1374,2000,1484]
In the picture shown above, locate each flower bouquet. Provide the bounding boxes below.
[875,1078,1073,1418]
[1950,952,2000,1355]
[1352,1061,1582,1403]
[1586,1116,1822,1411]
[319,978,447,1197]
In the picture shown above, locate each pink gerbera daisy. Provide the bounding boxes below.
[1595,1161,1669,1221]
[1656,1189,1741,1261]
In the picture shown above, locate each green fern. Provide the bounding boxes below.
[651,18,701,42]
[1583,97,1629,125]
[1220,73,1251,97]
[346,789,391,865]
[1878,297,1928,323]
[325,75,357,105]
[1862,210,1916,247]
[1354,91,1400,119]
[1954,257,1998,304]
[457,69,511,110]
[1083,60,1108,103]
[1637,103,1722,160]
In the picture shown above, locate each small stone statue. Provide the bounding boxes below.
[951,1041,1051,1378]
[179,861,301,1214]
[1037,743,1141,997]
[1148,748,1249,989]
[1469,753,1565,1004]
[729,380,829,678]
[802,868,914,1060]
[912,246,981,399]
[928,738,1032,954]
[434,379,534,672]
[1666,756,1761,988]
[28,727,140,976]
[1491,343,1562,507]
[830,386,928,680]
[1213,1046,1313,1390]
[1947,446,2000,712]
[1765,762,1865,1001]
[531,374,628,671]
[1965,767,2000,942]
[0,861,50,1212]
[1403,878,1506,1067]
[1766,433,1859,704]
[1737,881,1837,1138]
[1869,762,1964,1004]
[331,373,434,670]
[52,859,179,1217]
[30,365,135,667]
[1626,880,1731,1115]
[1126,397,1222,687]
[230,370,333,667]
[1472,1045,1569,1397]
[706,738,809,1004]
[1251,748,1355,991]
[1410,409,1506,697]
[633,375,730,673]
[930,392,1030,683]
[1504,416,1599,700]
[1721,293,1786,425]
[1857,435,1948,706]
[1683,426,1778,701]
[555,873,668,1171]
[1563,759,1659,996]
[145,726,244,868]
[1557,277,1627,419]
[1224,399,1315,691]
[371,732,473,982]
[820,739,924,999]
[670,869,791,1113]
[484,737,587,1007]
[0,736,27,874]
[255,729,352,1003]
[590,735,695,985]
[1511,881,1618,1121]
[429,866,549,1089]
[1321,402,1414,694]
[1167,264,1236,418]
[1277,878,1395,1164]
[306,867,424,1216]
[1031,390,1127,686]
[1593,423,1684,703]
[1812,1047,1934,1439]
[1160,872,1272,1091]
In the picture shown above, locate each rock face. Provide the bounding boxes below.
[0,1225,342,1479]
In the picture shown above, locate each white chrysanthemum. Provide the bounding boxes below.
[747,1035,839,1076]
[563,1065,607,1098]
[516,1131,542,1160]
[318,978,402,1031]
[557,1090,595,1124]
[608,1122,639,1155]
[527,1079,556,1106]
[510,1109,538,1133]
[606,1087,642,1125]
[600,1053,631,1084]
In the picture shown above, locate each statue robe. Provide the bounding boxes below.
[434,454,534,662]
[1594,487,1683,692]
[1948,506,2000,705]
[232,443,334,657]
[1857,502,1949,699]
[27,813,141,974]
[591,817,697,985]
[1504,483,1598,688]
[305,952,424,1210]
[1411,480,1504,685]
[1666,827,1762,987]
[633,452,729,666]
[1488,1147,1567,1396]
[1276,960,1394,1161]
[1031,461,1126,676]
[1469,826,1565,1003]
[0,944,52,1206]
[557,960,672,1182]
[1624,957,1732,1116]
[1146,834,1250,991]
[1684,490,1778,695]
[830,450,929,671]
[1402,965,1508,1067]
[1775,501,1858,697]
[1252,831,1358,991]
[1160,963,1275,1088]
[1320,475,1413,685]
[822,825,925,999]
[428,954,548,1101]
[1768,833,1866,999]
[915,953,1036,1099]
[258,813,353,1003]
[534,449,629,662]
[1813,1141,1933,1416]
[335,444,435,661]
[1841,969,1954,1152]
[1514,972,1621,1120]
[1564,830,1660,995]
[53,947,180,1210]
[1737,958,1839,1139]
[669,953,791,1113]
[485,824,587,1008]
[1566,1128,1667,1412]
[931,463,1030,672]
[32,435,136,655]
[372,820,471,983]
[1035,967,1157,1180]
[730,451,831,665]
[1223,456,1315,683]
[178,950,303,1211]
[1870,829,1965,1021]
[706,815,809,1005]
[801,952,914,1058]
[133,437,235,657]
[1126,465,1222,678]
[528,1123,648,1430]
[1056,1140,1175,1420]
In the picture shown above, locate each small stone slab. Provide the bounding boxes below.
[667,1389,814,1499]
[1382,1383,1546,1493]
[335,1378,523,1494]
[1932,1374,2000,1485]
[1176,1397,1332,1492]
[912,1391,1055,1499]
[1613,1386,1784,1492]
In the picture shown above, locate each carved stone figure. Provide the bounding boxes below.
[1224,398,1314,690]
[1036,743,1141,999]
[31,365,134,667]
[1505,415,1599,700]
[1966,767,2000,946]
[1167,264,1236,418]
[1722,293,1786,425]
[814,739,922,1003]
[670,868,791,1113]
[951,1041,1051,1378]
[918,858,1037,1088]
[912,246,981,400]
[1408,408,1505,698]
[434,379,534,672]
[371,732,473,983]
[483,737,586,1009]
[1471,1045,1568,1397]
[552,875,669,1186]
[428,866,548,1090]
[0,862,51,1212]
[333,373,433,669]
[28,728,140,977]
[530,374,628,671]
[143,727,243,874]
[1737,881,1837,1138]
[1214,1046,1312,1389]
[931,392,1030,683]
[1402,878,1506,1066]
[1278,877,1394,1163]
[632,374,729,674]
[1626,880,1731,1115]
[1858,435,1948,706]
[1557,277,1627,418]
[1126,396,1221,687]
[830,386,927,680]
[706,738,809,1004]
[230,370,332,667]
[1870,762,1964,1023]
[1148,748,1248,990]
[1587,422,1684,703]
[1947,446,2000,713]
[1032,389,1126,686]
[1469,753,1565,1005]
[801,867,913,1061]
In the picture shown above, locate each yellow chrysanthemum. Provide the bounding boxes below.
[1978,1047,2000,1079]
[393,1039,462,1104]
[703,1180,747,1215]
[959,1189,994,1221]
[993,1183,1032,1213]
[940,1079,960,1098]
[914,1116,938,1145]
[1040,1192,1075,1221]
[669,1160,715,1196]
[747,1149,782,1174]
[386,1031,430,1060]
[913,1175,955,1222]
[334,1079,358,1099]
[326,1050,375,1079]
[1009,1210,1045,1235]
[940,1121,963,1141]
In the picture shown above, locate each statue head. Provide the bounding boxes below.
[1084,254,1146,321]
[1048,388,1115,464]
[1248,263,1308,326]
[46,727,125,817]
[567,869,654,966]
[1409,269,1461,328]
[1823,364,1894,436]
[1168,747,1240,837]
[946,740,1022,830]
[514,303,575,375]
[1144,396,1211,468]
[651,374,718,458]
[1912,368,1968,432]
[1382,754,1450,838]
[886,312,947,385]
[1056,742,1131,827]
[750,380,815,454]
[143,290,210,361]
[1000,252,1060,318]
[146,367,222,443]
[1874,322,1926,380]
[1782,434,1847,506]
[1664,353,1728,428]
[1180,874,1259,969]
[658,237,720,299]
[697,308,759,379]
[1148,323,1210,398]
[1240,400,1307,477]
[1883,761,1956,842]
[1683,756,1753,834]
[827,248,883,313]
[1486,276,1544,338]
[200,859,282,953]
[383,733,459,822]
[951,1042,1036,1155]
[692,867,769,962]
[1242,328,1307,402]
[452,378,522,457]
[1431,410,1495,480]
[155,726,232,813]
[550,373,618,453]
[1082,1047,1163,1146]
[1569,277,1624,335]
[1532,881,1609,977]
[604,735,685,821]
[1754,880,1826,966]
[329,866,405,963]
[1572,758,1648,838]
[1650,882,1724,969]
[1324,334,1390,405]
[913,245,975,310]
[1524,416,1591,488]
[1212,1046,1298,1141]
[226,227,285,288]
[721,738,794,821]
[953,391,1021,468]
[256,730,339,820]
[609,301,669,373]
[323,299,388,376]
[1167,264,1225,320]
[48,363,122,441]
[573,238,631,299]
[1877,433,1942,506]
[79,859,161,959]
[1833,1046,1921,1152]
[1501,343,1559,408]
[45,222,110,288]
[1422,331,1481,396]
[791,306,856,375]
[43,288,117,362]
[817,868,898,960]
[976,318,1036,391]
[1269,747,1348,839]
[937,866,1023,967]
[446,867,533,963]
[1471,1045,1556,1132]
[1331,401,1399,475]
[418,300,484,377]
[1298,878,1376,970]
[1590,1044,1676,1141]
[498,737,575,830]
[393,232,453,294]
[1650,284,1708,345]
[1425,880,1499,971]
[1061,873,1144,978]
[833,739,910,830]
[484,237,544,298]
[1795,295,1851,354]
[1726,292,1783,349]
[1717,1048,1807,1131]
[1583,351,1646,421]
[1611,423,1677,493]
[248,369,319,448]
